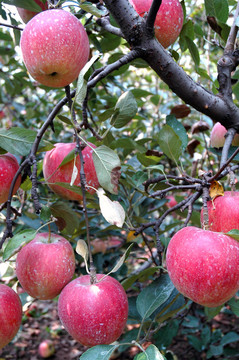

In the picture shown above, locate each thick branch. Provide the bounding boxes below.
[104,0,239,131]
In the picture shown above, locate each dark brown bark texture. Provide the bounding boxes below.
[103,0,239,131]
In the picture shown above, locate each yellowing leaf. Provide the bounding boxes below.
[127,230,140,242]
[76,240,89,261]
[97,188,125,227]
[209,180,224,200]
[70,156,78,186]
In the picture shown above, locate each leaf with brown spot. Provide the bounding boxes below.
[209,180,224,201]
[170,104,191,118]
[92,145,121,194]
[187,139,200,157]
[192,121,210,134]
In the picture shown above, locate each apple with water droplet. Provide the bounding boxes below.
[16,232,75,300]
[58,274,128,346]
[20,9,89,88]
[166,226,239,307]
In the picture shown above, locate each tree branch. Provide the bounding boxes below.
[146,0,162,33]
[103,0,239,131]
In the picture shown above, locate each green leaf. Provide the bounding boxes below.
[204,305,222,319]
[223,229,239,242]
[0,128,38,156]
[80,2,107,17]
[92,145,121,194]
[122,267,160,291]
[133,345,165,360]
[3,229,36,261]
[50,201,80,235]
[111,91,138,128]
[228,297,239,316]
[204,0,229,23]
[2,0,43,11]
[158,124,182,163]
[220,331,239,346]
[136,274,175,319]
[79,345,117,360]
[166,115,188,150]
[40,205,52,222]
[75,54,101,105]
[185,37,200,67]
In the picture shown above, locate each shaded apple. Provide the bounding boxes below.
[58,274,128,346]
[201,191,239,233]
[43,142,99,202]
[16,232,75,300]
[38,339,55,358]
[20,9,89,88]
[166,226,239,307]
[0,153,21,204]
[210,122,239,148]
[165,195,177,208]
[0,284,22,349]
[17,0,48,24]
[129,0,184,48]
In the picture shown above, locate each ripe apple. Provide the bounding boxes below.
[165,195,177,208]
[201,191,239,233]
[20,9,90,88]
[129,0,184,48]
[43,142,99,202]
[0,153,21,204]
[0,110,5,120]
[166,226,239,307]
[17,0,48,24]
[16,232,75,300]
[210,122,239,148]
[58,274,128,346]
[38,339,55,358]
[0,284,22,349]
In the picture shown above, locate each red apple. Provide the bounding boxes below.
[210,122,239,148]
[0,110,5,120]
[20,9,89,88]
[38,339,55,358]
[0,284,22,349]
[166,226,239,307]
[16,232,75,300]
[129,0,184,48]
[43,142,99,202]
[0,153,21,204]
[165,195,177,208]
[17,0,48,24]
[201,191,239,233]
[58,274,128,346]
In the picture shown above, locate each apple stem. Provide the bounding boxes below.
[47,223,51,243]
[64,85,97,281]
[202,187,209,230]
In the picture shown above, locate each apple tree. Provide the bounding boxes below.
[1,0,239,358]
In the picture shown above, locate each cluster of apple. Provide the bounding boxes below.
[0,231,128,349]
[166,191,239,307]
[1,0,186,351]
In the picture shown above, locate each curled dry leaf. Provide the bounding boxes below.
[97,188,125,227]
[192,121,210,134]
[76,240,89,261]
[170,104,191,118]
[187,139,200,157]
